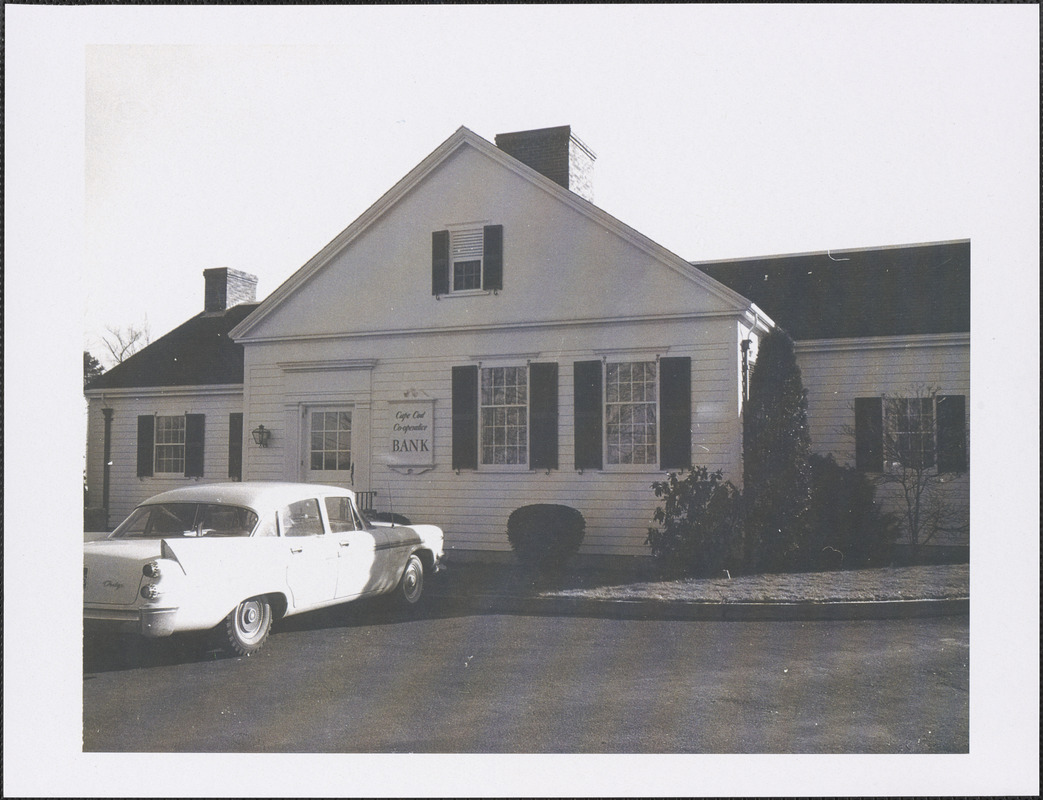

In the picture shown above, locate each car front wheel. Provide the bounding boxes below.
[221,596,273,656]
[398,554,424,604]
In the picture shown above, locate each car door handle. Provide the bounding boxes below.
[339,541,351,548]
[290,547,303,554]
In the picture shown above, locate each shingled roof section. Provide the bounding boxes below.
[694,240,970,341]
[87,303,259,390]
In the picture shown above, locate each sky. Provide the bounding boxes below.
[60,4,1037,363]
[4,4,1039,797]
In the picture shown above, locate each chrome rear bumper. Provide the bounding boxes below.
[84,606,178,637]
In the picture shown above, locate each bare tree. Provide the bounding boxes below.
[846,386,968,557]
[101,320,151,365]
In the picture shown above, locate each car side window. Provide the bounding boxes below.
[198,504,259,537]
[279,498,325,537]
[324,496,358,533]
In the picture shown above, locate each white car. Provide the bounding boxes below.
[84,482,445,655]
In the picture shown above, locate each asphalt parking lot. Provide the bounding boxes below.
[83,592,969,754]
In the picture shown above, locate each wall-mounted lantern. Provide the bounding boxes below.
[251,424,271,447]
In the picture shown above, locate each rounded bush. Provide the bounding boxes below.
[506,504,586,569]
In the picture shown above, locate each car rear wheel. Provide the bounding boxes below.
[221,596,273,656]
[398,554,424,604]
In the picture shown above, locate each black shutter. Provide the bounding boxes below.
[185,414,205,478]
[659,356,692,470]
[529,362,558,470]
[432,230,449,295]
[228,413,244,480]
[936,395,967,473]
[483,225,503,291]
[452,366,478,470]
[854,397,883,472]
[574,360,603,470]
[136,415,154,478]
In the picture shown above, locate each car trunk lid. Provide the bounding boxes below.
[83,539,162,606]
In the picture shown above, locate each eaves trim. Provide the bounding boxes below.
[233,308,756,346]
[84,384,244,400]
[793,332,970,353]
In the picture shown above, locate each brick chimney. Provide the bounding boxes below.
[495,125,596,201]
[203,268,258,314]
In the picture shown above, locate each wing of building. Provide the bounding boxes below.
[698,242,970,552]
[84,269,259,528]
[85,125,969,557]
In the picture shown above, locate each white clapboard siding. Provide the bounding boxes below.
[84,389,245,526]
[241,314,746,556]
[796,335,970,545]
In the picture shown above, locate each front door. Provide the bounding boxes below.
[305,409,355,486]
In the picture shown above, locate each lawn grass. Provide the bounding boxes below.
[538,563,969,604]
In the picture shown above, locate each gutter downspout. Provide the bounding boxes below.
[740,339,751,405]
[102,408,113,530]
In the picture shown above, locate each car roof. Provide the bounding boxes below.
[138,481,355,511]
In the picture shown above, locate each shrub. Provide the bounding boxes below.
[646,466,743,575]
[743,328,813,571]
[804,453,900,569]
[507,504,586,569]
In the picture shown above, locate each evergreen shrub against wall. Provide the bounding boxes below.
[805,453,900,569]
[646,466,743,575]
[506,504,586,570]
[743,328,813,572]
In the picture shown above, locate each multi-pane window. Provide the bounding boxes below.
[154,415,186,473]
[856,395,966,473]
[891,398,936,469]
[310,411,352,471]
[605,361,658,465]
[451,229,484,291]
[480,366,527,465]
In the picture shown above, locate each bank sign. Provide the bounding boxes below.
[387,398,434,468]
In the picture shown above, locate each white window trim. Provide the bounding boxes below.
[477,362,530,472]
[882,396,939,473]
[154,413,186,475]
[446,221,490,295]
[441,288,492,300]
[603,356,661,472]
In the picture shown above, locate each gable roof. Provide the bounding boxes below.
[87,303,259,390]
[230,126,763,341]
[693,240,970,341]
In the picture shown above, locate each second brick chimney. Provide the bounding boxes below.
[495,125,596,202]
[203,268,258,314]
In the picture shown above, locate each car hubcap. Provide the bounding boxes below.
[238,601,264,639]
[403,561,422,602]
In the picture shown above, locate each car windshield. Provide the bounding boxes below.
[112,503,260,538]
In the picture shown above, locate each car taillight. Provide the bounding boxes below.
[143,561,162,579]
[140,584,162,600]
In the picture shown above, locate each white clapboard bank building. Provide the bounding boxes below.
[86,125,968,558]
